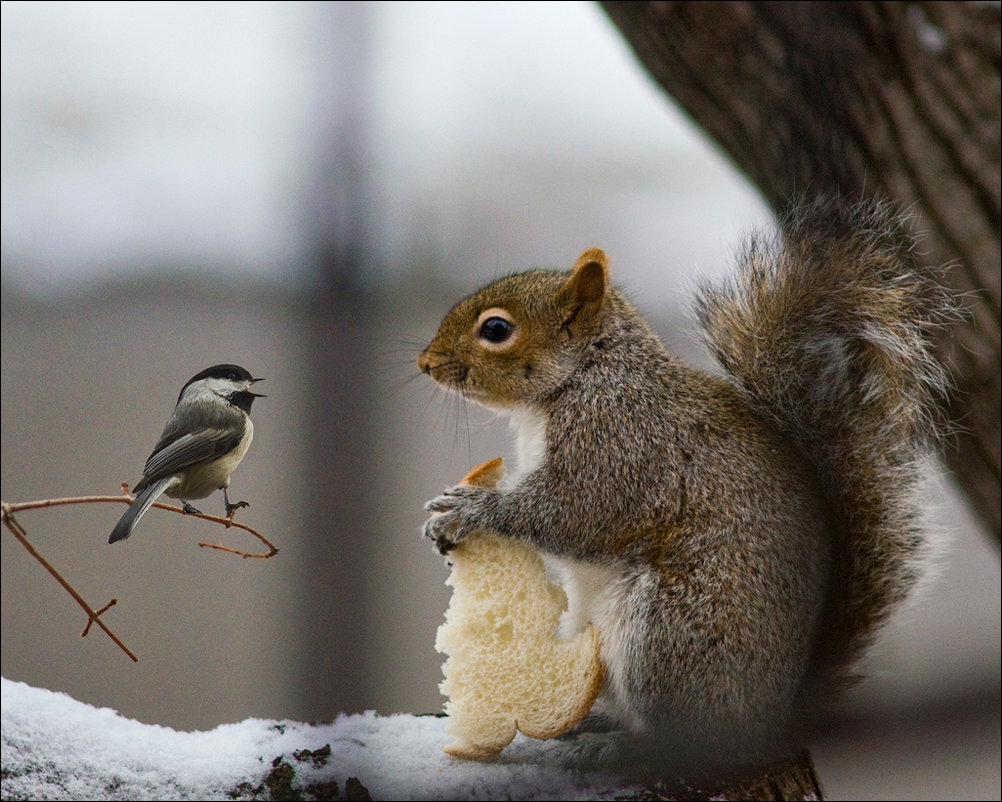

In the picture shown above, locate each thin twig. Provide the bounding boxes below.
[1,503,138,662]
[191,513,279,559]
[82,599,118,637]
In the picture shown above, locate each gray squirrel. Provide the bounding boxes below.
[418,196,953,774]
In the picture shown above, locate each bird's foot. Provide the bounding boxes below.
[225,500,250,518]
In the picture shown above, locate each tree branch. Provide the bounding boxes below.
[600,0,1001,539]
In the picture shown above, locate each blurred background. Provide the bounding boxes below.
[1,2,997,799]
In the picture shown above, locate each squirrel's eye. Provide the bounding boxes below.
[480,316,512,343]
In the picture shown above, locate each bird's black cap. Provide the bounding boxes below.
[177,364,265,402]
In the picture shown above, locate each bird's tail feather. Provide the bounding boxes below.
[108,478,173,543]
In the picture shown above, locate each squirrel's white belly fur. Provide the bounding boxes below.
[509,407,641,731]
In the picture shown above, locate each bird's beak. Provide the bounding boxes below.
[250,377,266,397]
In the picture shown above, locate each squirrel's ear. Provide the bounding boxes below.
[558,248,609,336]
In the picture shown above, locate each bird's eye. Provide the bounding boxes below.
[480,316,512,343]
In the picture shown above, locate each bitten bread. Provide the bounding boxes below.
[434,457,604,759]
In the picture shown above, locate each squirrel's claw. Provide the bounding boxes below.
[423,513,460,555]
[424,495,458,514]
[423,506,468,554]
[422,484,496,554]
[423,484,483,518]
[423,484,484,513]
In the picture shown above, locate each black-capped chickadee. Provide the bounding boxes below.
[109,364,265,544]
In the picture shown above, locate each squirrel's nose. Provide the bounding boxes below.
[417,351,432,374]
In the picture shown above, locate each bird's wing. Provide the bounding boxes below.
[133,401,246,491]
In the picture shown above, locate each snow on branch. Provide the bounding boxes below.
[1,677,638,801]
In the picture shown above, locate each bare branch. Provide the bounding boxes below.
[1,502,138,662]
[1,487,280,662]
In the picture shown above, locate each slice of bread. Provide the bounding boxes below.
[434,457,604,759]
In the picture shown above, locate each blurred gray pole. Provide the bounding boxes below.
[297,1,378,718]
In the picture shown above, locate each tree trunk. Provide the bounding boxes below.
[600,0,1001,540]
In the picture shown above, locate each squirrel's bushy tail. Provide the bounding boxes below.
[695,196,954,705]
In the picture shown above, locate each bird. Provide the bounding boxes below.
[109,364,264,544]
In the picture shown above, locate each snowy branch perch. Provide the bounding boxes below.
[1,678,823,801]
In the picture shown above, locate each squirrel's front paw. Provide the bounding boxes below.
[422,484,495,554]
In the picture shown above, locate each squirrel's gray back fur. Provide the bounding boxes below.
[694,196,953,708]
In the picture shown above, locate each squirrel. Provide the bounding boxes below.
[418,196,953,774]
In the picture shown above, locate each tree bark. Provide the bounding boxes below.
[600,0,1001,540]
